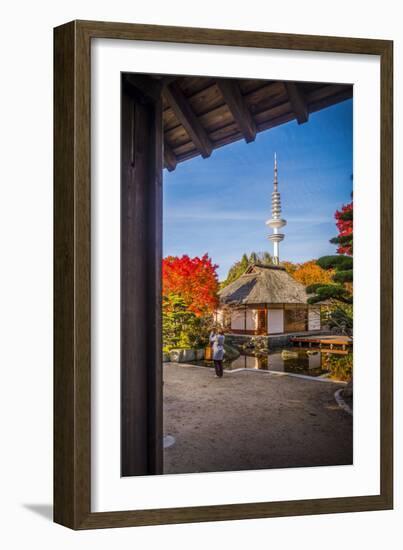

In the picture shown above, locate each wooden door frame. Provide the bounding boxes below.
[120,75,163,477]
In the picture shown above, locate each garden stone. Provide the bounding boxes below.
[169,349,195,363]
[343,382,353,398]
[169,349,183,362]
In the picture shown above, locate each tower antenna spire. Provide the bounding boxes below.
[266,154,287,265]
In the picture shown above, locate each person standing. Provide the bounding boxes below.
[208,326,216,362]
[212,328,225,378]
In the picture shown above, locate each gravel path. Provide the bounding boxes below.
[163,363,353,474]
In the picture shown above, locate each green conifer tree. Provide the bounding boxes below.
[307,201,353,305]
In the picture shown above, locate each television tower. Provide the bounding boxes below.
[266,154,287,265]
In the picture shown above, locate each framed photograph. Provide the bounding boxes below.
[54,20,393,529]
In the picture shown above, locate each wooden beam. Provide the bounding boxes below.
[284,82,309,124]
[124,73,163,101]
[161,76,178,87]
[306,84,352,103]
[217,79,257,143]
[164,141,177,171]
[308,89,353,115]
[164,82,213,158]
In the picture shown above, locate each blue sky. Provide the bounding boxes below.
[163,98,353,280]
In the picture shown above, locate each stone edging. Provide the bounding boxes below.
[166,362,347,385]
[334,388,353,415]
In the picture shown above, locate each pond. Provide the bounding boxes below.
[191,347,331,377]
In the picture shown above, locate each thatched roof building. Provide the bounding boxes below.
[216,264,321,335]
[219,264,308,306]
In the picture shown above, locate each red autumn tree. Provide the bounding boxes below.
[332,201,353,255]
[307,198,353,306]
[162,254,219,316]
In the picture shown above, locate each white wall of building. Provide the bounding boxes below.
[230,309,244,330]
[246,309,258,331]
[225,306,319,333]
[268,308,284,334]
[308,307,321,331]
[229,309,258,331]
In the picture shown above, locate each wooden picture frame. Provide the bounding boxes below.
[54,20,393,529]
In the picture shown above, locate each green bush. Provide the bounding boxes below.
[325,353,353,382]
[322,303,353,335]
[162,293,210,351]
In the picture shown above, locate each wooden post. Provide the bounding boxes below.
[121,75,163,477]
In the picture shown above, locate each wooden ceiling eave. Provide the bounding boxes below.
[161,77,353,171]
[216,79,257,143]
[163,82,213,159]
[163,142,177,172]
[284,82,309,124]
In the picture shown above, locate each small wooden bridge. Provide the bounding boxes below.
[290,335,352,353]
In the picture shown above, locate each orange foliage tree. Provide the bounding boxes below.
[283,260,334,286]
[162,254,219,317]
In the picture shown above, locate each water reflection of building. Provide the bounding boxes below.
[217,157,321,335]
[230,350,323,375]
[230,354,264,370]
